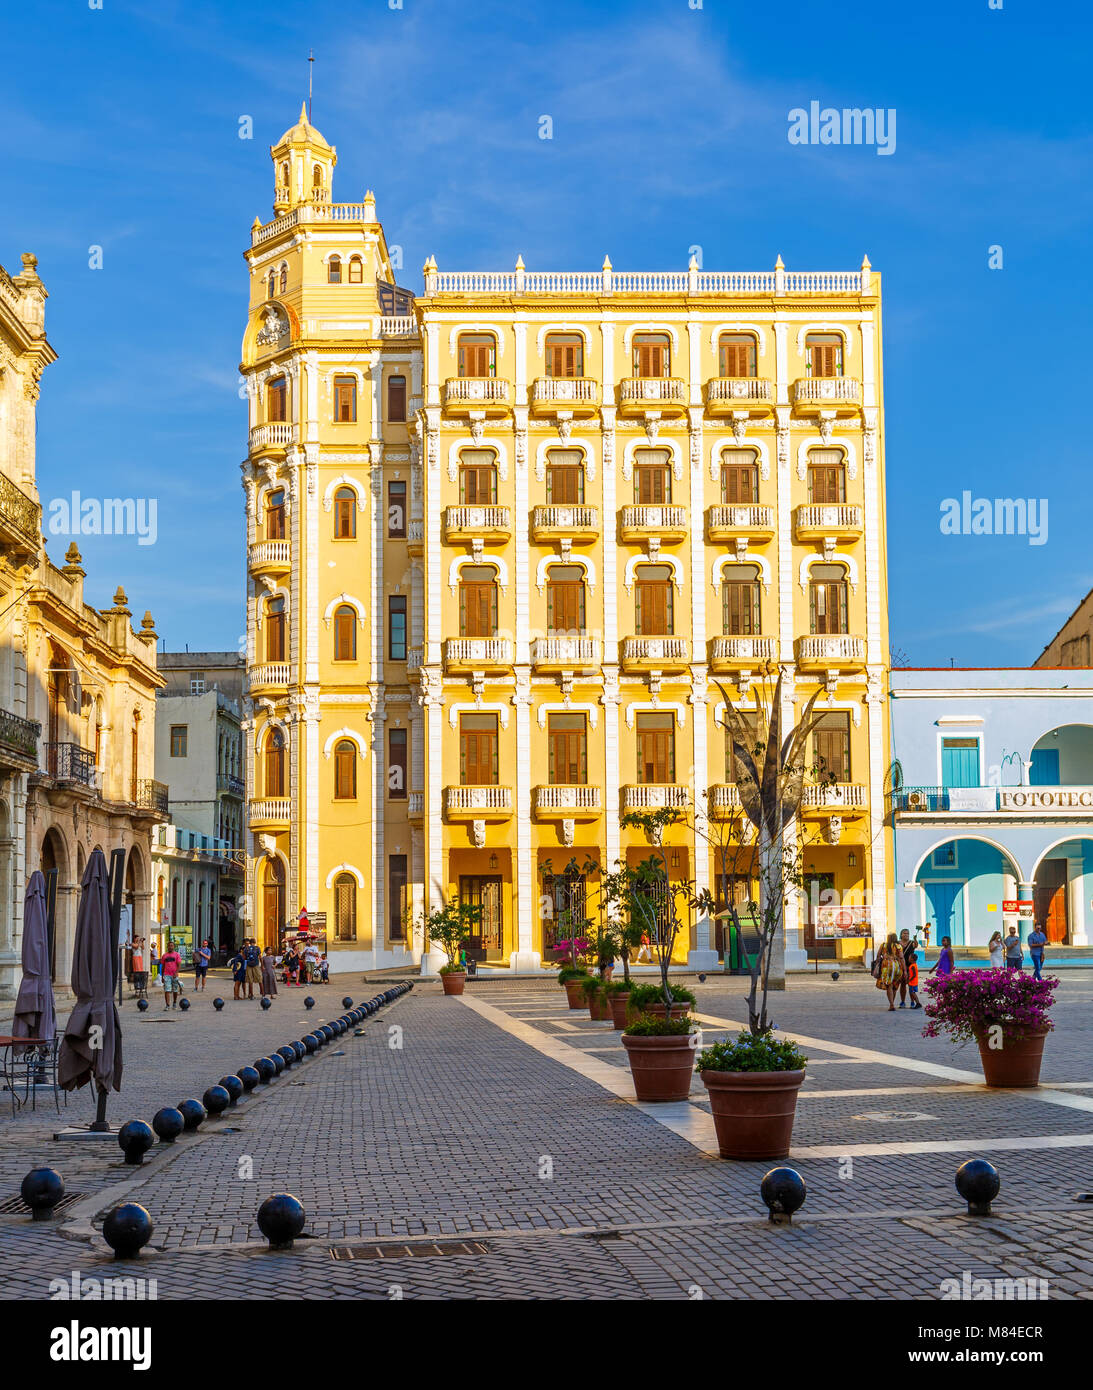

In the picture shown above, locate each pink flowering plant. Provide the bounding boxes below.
[921,968,1058,1046]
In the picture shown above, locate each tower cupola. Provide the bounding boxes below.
[270,103,337,214]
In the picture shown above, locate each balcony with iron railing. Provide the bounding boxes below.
[792,377,862,417]
[795,635,867,670]
[887,785,1093,818]
[704,376,774,417]
[0,472,42,560]
[42,742,96,789]
[217,772,245,798]
[443,505,512,542]
[444,785,513,820]
[794,504,864,542]
[531,505,600,542]
[0,707,40,766]
[617,377,687,414]
[620,636,689,671]
[619,505,688,542]
[533,785,603,820]
[443,378,511,414]
[706,505,775,542]
[444,637,514,671]
[529,377,599,416]
[622,785,689,812]
[248,421,296,454]
[132,779,170,816]
[709,636,777,671]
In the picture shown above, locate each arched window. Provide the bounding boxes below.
[805,332,843,378]
[333,375,356,422]
[333,486,356,538]
[264,488,286,540]
[265,597,286,662]
[263,857,285,947]
[807,449,847,504]
[721,564,761,636]
[348,255,363,284]
[459,565,499,637]
[634,564,673,636]
[312,164,324,197]
[633,447,671,504]
[333,605,357,661]
[278,160,289,192]
[720,449,759,504]
[808,564,849,635]
[334,873,357,942]
[130,716,139,802]
[266,376,287,422]
[545,449,584,503]
[327,254,342,284]
[266,270,276,299]
[334,739,357,799]
[458,451,497,504]
[197,882,205,936]
[264,727,286,798]
[632,332,670,378]
[278,263,288,294]
[718,333,757,378]
[546,565,586,635]
[185,881,193,928]
[457,333,496,378]
[545,333,583,378]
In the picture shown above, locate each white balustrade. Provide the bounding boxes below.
[532,505,599,531]
[444,638,514,665]
[530,377,598,405]
[623,785,689,810]
[620,505,687,530]
[247,662,291,691]
[794,377,862,405]
[796,635,866,664]
[619,377,686,405]
[531,636,601,665]
[710,636,776,662]
[621,636,689,663]
[381,316,416,336]
[444,505,511,531]
[248,540,290,568]
[534,785,602,812]
[249,422,294,450]
[708,505,774,531]
[444,377,511,405]
[706,376,773,403]
[796,504,863,531]
[445,785,513,812]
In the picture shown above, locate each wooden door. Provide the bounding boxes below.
[1034,860,1069,944]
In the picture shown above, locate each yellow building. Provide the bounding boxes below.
[0,252,166,998]
[241,109,891,973]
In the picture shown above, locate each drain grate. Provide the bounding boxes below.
[853,1110,937,1123]
[0,1191,84,1217]
[329,1239,489,1261]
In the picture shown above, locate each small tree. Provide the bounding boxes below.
[621,807,693,1017]
[597,863,647,985]
[422,898,481,974]
[540,855,598,971]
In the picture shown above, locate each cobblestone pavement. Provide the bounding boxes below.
[1,972,1091,1299]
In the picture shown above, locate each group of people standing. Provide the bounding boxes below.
[874,921,1051,1008]
[987,926,1049,980]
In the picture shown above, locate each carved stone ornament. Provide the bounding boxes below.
[825,815,843,846]
[469,416,485,445]
[562,819,575,847]
[556,416,572,444]
[256,305,289,347]
[730,415,748,445]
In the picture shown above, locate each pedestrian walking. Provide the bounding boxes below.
[130,936,148,1000]
[260,945,278,997]
[1004,926,1024,971]
[988,930,1005,968]
[243,937,262,999]
[928,935,955,978]
[319,952,330,983]
[898,929,921,1009]
[875,933,906,1012]
[194,939,211,991]
[149,939,159,983]
[228,945,246,1000]
[1026,922,1048,981]
[159,940,183,1009]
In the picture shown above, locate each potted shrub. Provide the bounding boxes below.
[422,898,481,997]
[621,1013,700,1101]
[922,968,1057,1086]
[556,963,591,1011]
[628,980,696,1022]
[584,975,611,1022]
[695,1032,808,1159]
[605,978,633,1030]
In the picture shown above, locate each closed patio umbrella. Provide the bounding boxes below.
[12,871,56,1054]
[58,848,122,1103]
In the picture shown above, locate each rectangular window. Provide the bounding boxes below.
[633,449,672,504]
[460,714,498,785]
[719,336,757,377]
[809,564,849,635]
[459,457,497,504]
[170,726,188,757]
[808,451,846,503]
[459,567,498,637]
[189,675,206,695]
[721,574,760,635]
[941,737,980,790]
[545,452,584,503]
[637,712,675,784]
[458,335,495,378]
[726,715,759,783]
[720,457,759,504]
[546,566,585,634]
[813,713,851,783]
[389,855,408,940]
[388,595,407,662]
[634,567,673,635]
[388,728,407,799]
[333,376,357,423]
[807,335,843,378]
[548,714,587,785]
[387,480,407,538]
[546,335,583,378]
[267,378,287,422]
[632,333,669,378]
[387,375,407,422]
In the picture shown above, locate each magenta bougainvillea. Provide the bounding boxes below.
[921,968,1058,1045]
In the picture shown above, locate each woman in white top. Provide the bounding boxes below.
[988,931,1005,968]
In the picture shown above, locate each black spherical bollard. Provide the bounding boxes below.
[760,1167,807,1225]
[319,1025,332,1042]
[270,1052,285,1075]
[152,1107,184,1144]
[291,1041,305,1063]
[178,996,191,1012]
[302,1034,318,1054]
[178,1098,206,1131]
[20,1167,64,1221]
[102,1202,154,1259]
[218,1075,244,1106]
[956,1159,1000,1216]
[831,970,841,982]
[256,1193,306,1250]
[260,996,272,1011]
[202,1085,230,1117]
[277,1046,295,1068]
[342,996,353,1009]
[255,1057,276,1083]
[304,996,316,1010]
[136,997,150,1013]
[118,1120,156,1166]
[238,1066,261,1092]
[213,997,225,1011]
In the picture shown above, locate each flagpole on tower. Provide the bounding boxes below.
[308,49,314,123]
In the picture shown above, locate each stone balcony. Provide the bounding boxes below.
[704,376,774,419]
[444,785,514,821]
[443,505,512,543]
[0,472,42,563]
[248,539,291,578]
[444,638,514,672]
[622,784,689,813]
[529,377,599,417]
[617,377,688,416]
[620,636,689,672]
[792,377,862,419]
[530,636,601,672]
[709,636,777,672]
[248,422,295,455]
[443,377,511,415]
[801,783,868,815]
[619,505,688,543]
[531,505,599,543]
[246,662,291,695]
[706,504,775,543]
[533,785,603,821]
[0,707,40,771]
[707,784,743,819]
[249,798,291,830]
[795,635,867,672]
[794,504,863,543]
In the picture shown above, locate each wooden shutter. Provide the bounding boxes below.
[808,451,846,503]
[814,715,850,782]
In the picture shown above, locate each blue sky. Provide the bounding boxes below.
[4,0,1092,665]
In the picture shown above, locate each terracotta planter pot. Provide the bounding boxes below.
[440,971,466,997]
[563,979,589,1010]
[587,990,611,1021]
[643,1001,694,1021]
[621,1032,697,1102]
[700,1069,806,1160]
[608,992,631,1029]
[975,1027,1050,1087]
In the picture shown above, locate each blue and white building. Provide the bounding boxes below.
[889,668,1093,950]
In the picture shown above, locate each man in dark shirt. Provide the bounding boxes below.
[228,948,246,1001]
